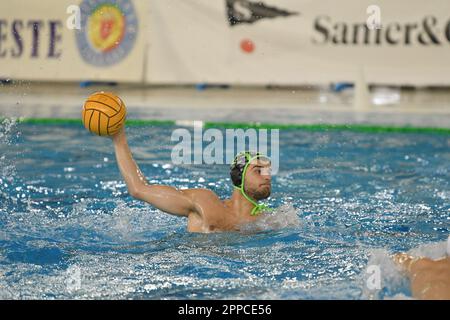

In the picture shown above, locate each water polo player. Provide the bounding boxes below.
[111,128,272,233]
[81,91,272,233]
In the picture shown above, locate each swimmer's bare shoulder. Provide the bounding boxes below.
[182,189,232,232]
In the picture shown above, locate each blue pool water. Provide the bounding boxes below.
[0,119,449,299]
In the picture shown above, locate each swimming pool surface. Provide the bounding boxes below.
[0,119,449,299]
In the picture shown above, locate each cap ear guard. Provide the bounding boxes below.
[230,166,243,187]
[230,151,253,188]
[230,151,271,188]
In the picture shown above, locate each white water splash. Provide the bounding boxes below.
[361,248,409,300]
[407,239,448,260]
[240,204,300,233]
[360,237,449,300]
[0,117,18,144]
[0,118,19,211]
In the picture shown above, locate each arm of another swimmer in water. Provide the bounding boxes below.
[394,253,450,300]
[112,128,196,217]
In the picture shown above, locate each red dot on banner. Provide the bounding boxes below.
[240,39,255,53]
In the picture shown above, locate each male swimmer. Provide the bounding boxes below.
[112,128,272,233]
[393,236,450,300]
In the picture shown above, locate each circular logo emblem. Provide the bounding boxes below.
[76,0,138,67]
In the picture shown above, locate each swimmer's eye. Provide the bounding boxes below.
[253,166,271,175]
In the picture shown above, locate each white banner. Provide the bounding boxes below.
[2,0,450,86]
[146,0,450,86]
[0,0,146,82]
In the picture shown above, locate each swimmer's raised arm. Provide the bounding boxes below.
[112,128,196,217]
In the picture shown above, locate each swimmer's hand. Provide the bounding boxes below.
[393,253,450,300]
[111,126,125,141]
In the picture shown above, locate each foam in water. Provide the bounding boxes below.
[0,117,18,144]
[448,235,450,256]
[239,204,300,233]
[407,239,448,260]
[1,123,448,299]
[0,118,19,212]
[361,248,410,299]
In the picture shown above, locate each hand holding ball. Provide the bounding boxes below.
[82,92,127,136]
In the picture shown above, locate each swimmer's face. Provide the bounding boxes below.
[244,159,271,200]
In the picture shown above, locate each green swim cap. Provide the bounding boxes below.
[230,151,272,216]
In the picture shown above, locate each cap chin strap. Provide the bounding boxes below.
[235,155,270,216]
